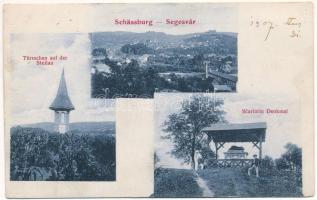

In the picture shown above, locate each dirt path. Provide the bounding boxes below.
[197,168,244,197]
[197,168,303,197]
[194,171,214,197]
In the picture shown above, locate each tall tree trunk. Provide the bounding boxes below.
[191,149,195,170]
[191,132,196,170]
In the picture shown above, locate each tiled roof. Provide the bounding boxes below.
[49,69,75,111]
[202,122,267,142]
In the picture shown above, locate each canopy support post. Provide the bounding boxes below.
[215,142,218,160]
[259,137,263,159]
[252,140,263,159]
[259,141,262,159]
[214,142,225,160]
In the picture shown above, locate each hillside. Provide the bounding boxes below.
[199,168,302,197]
[91,31,190,47]
[90,30,237,53]
[153,168,203,197]
[154,168,302,197]
[17,121,115,134]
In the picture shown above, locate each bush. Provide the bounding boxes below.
[261,156,275,170]
[153,168,203,197]
[121,43,154,55]
[10,126,116,181]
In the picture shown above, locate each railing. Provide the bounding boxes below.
[206,159,254,168]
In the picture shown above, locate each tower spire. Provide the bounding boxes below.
[49,68,75,111]
[49,69,75,133]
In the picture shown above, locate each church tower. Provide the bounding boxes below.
[49,69,75,133]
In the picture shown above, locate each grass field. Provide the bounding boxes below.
[198,168,302,197]
[153,168,203,197]
[153,167,302,197]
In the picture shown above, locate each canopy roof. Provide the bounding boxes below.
[49,69,75,111]
[202,122,266,143]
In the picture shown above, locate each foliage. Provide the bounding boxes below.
[261,143,302,192]
[163,95,226,169]
[275,157,289,170]
[92,48,108,57]
[153,168,203,197]
[200,146,216,162]
[10,126,115,181]
[121,43,154,55]
[147,54,237,74]
[283,143,302,169]
[91,58,215,98]
[92,59,162,98]
[261,156,275,170]
[275,143,302,171]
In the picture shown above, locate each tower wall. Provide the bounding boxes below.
[54,111,70,134]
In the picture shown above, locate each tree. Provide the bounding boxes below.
[261,155,275,170]
[163,95,226,169]
[275,143,302,171]
[282,143,302,171]
[275,157,289,170]
[92,48,107,57]
[120,43,154,55]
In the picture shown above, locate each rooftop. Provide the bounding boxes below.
[202,122,267,143]
[49,69,75,111]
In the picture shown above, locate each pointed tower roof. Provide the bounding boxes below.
[49,69,75,111]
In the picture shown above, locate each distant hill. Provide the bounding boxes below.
[90,30,237,49]
[17,121,115,134]
[91,31,184,47]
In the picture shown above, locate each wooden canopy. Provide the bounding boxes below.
[202,122,267,159]
[202,122,266,143]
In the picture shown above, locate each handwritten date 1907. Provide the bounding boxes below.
[250,17,302,41]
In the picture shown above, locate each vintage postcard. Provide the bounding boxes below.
[3,2,314,198]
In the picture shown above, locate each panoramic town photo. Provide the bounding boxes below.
[153,93,302,197]
[9,34,116,181]
[90,30,237,98]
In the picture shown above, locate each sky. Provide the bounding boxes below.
[155,93,301,168]
[9,33,115,125]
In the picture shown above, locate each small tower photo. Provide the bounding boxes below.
[10,33,116,182]
[49,69,75,133]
